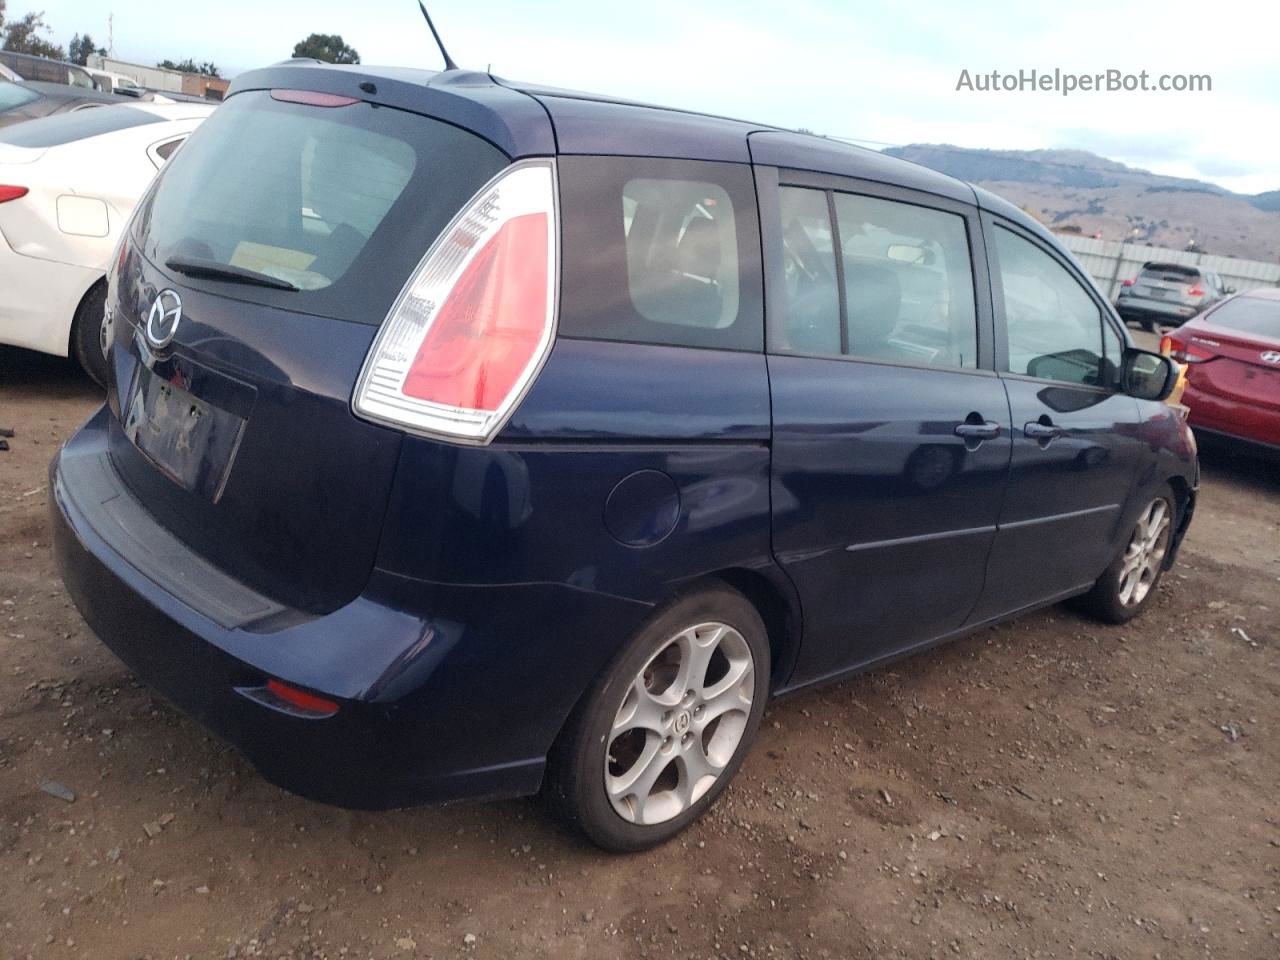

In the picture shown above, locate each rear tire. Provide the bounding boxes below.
[1140,318,1156,333]
[545,585,770,852]
[71,281,109,388]
[1075,486,1176,624]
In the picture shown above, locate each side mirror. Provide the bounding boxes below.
[1122,349,1177,401]
[1225,286,1237,294]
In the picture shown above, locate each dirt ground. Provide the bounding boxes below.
[2,342,1278,960]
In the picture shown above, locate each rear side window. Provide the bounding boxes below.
[135,90,507,324]
[0,104,159,146]
[0,82,40,114]
[1203,296,1280,336]
[558,156,762,351]
[771,186,978,369]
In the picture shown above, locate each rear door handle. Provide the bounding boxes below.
[1024,420,1064,442]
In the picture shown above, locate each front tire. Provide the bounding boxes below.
[71,281,109,388]
[1077,487,1176,624]
[545,585,770,852]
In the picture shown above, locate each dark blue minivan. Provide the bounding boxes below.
[50,62,1197,851]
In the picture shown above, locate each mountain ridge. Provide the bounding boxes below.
[881,144,1280,261]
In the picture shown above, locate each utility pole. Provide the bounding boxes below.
[108,12,114,58]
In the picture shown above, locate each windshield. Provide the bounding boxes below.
[134,90,508,323]
[0,81,39,114]
[1205,296,1280,338]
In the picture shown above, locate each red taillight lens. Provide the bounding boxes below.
[402,213,549,410]
[1187,285,1204,297]
[1121,277,1135,286]
[1161,334,1210,364]
[266,679,339,716]
[353,160,557,443]
[0,185,28,204]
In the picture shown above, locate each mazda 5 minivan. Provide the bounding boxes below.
[51,62,1197,852]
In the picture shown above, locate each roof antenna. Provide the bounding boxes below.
[417,1,459,71]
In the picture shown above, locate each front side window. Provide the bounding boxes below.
[558,156,762,351]
[770,186,978,369]
[994,226,1110,387]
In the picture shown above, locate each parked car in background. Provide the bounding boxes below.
[0,102,214,383]
[50,63,1194,853]
[0,79,129,130]
[1163,288,1280,456]
[0,50,99,89]
[82,66,145,96]
[1115,262,1230,331]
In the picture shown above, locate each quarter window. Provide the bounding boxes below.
[558,156,763,351]
[994,227,1109,387]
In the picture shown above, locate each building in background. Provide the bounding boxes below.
[85,54,228,100]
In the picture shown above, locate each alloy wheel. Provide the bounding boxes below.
[1118,497,1172,607]
[605,621,755,825]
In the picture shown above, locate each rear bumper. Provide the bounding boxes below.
[0,233,99,357]
[1184,382,1280,452]
[51,407,649,809]
[1115,297,1199,326]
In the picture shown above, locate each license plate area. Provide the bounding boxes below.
[123,362,248,501]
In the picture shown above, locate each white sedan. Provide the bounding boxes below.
[0,101,214,384]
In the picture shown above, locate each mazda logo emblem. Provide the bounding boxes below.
[1261,350,1280,365]
[145,289,182,350]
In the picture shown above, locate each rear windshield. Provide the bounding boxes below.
[0,81,40,114]
[1140,263,1199,280]
[0,105,159,146]
[134,90,507,323]
[1204,296,1280,337]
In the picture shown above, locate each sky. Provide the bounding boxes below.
[18,0,1280,194]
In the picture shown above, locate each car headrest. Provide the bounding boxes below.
[844,261,902,352]
[677,217,721,281]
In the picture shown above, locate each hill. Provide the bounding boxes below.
[882,145,1280,262]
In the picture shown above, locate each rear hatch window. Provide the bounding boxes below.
[133,89,508,324]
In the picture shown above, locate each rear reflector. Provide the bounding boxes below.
[353,159,558,444]
[1187,285,1205,297]
[266,679,340,716]
[0,185,28,204]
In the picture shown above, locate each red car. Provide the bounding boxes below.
[1162,288,1280,455]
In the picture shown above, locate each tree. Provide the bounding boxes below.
[3,10,66,60]
[68,33,105,66]
[158,57,220,77]
[291,33,360,64]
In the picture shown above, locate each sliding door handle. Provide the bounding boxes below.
[954,421,1001,440]
[1024,421,1064,441]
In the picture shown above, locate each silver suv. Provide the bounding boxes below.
[1115,261,1230,331]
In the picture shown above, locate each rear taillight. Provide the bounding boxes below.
[1160,334,1211,364]
[353,159,558,444]
[1187,284,1205,298]
[1121,277,1135,286]
[0,185,28,203]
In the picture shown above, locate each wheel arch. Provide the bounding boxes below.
[67,273,108,354]
[703,566,804,692]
